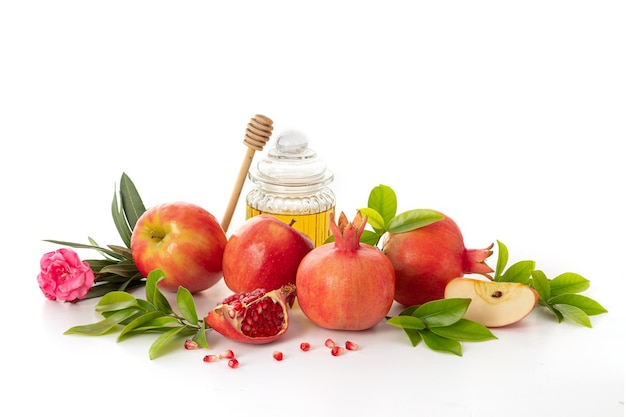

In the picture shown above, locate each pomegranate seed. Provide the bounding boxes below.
[273,351,284,361]
[331,346,344,356]
[228,358,239,369]
[184,339,199,350]
[300,342,311,351]
[219,349,235,359]
[324,338,336,349]
[203,354,219,363]
[345,341,359,351]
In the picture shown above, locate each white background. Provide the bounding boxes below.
[1,1,624,416]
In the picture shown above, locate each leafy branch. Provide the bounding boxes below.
[493,240,607,327]
[387,298,497,356]
[64,269,207,359]
[44,172,147,299]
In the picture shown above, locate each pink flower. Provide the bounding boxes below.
[37,248,95,301]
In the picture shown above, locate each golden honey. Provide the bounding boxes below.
[246,205,335,247]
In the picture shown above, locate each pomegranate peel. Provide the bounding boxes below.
[205,284,296,344]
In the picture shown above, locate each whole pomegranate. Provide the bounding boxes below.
[382,211,493,306]
[205,284,296,344]
[295,211,395,331]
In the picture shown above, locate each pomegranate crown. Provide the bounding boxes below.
[330,211,367,251]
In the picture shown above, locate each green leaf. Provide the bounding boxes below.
[95,291,139,313]
[119,172,146,230]
[387,209,444,234]
[145,269,173,314]
[412,298,471,327]
[387,315,426,330]
[176,286,199,325]
[429,319,497,342]
[149,326,189,360]
[132,316,181,331]
[403,329,423,347]
[494,240,509,280]
[112,187,132,248]
[107,245,134,260]
[550,272,590,296]
[42,240,123,260]
[64,309,139,336]
[360,230,382,246]
[496,260,536,284]
[548,293,608,316]
[358,208,386,231]
[118,311,167,341]
[100,260,139,278]
[367,184,397,226]
[191,322,209,349]
[530,269,551,301]
[552,304,592,328]
[419,329,463,356]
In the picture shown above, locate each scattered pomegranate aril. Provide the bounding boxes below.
[300,342,311,351]
[219,349,235,359]
[331,346,345,356]
[203,354,219,363]
[273,351,284,361]
[184,339,199,350]
[324,338,336,349]
[228,358,239,369]
[345,341,359,351]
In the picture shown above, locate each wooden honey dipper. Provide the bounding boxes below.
[220,114,274,232]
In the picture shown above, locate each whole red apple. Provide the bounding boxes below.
[131,202,227,293]
[222,214,315,293]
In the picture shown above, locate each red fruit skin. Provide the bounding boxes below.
[204,285,296,344]
[131,202,227,293]
[296,213,396,331]
[222,214,314,293]
[382,212,493,306]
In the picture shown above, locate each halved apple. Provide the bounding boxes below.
[444,278,539,327]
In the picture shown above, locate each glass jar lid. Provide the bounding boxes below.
[249,130,333,187]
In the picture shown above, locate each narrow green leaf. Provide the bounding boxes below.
[136,298,157,312]
[429,319,497,342]
[548,294,608,316]
[84,259,117,272]
[145,269,173,314]
[496,260,536,284]
[550,272,590,296]
[64,309,139,336]
[553,304,592,328]
[545,303,565,322]
[107,245,134,259]
[118,311,167,341]
[494,240,509,280]
[412,298,471,328]
[176,286,199,325]
[367,184,397,226]
[387,209,445,234]
[100,260,139,278]
[149,326,188,360]
[111,188,132,248]
[387,315,426,330]
[95,291,139,313]
[42,240,123,260]
[120,172,146,230]
[133,316,181,331]
[530,269,551,301]
[419,329,463,356]
[358,208,386,231]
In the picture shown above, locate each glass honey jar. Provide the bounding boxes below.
[245,130,335,246]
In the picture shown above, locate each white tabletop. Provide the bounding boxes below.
[2,2,624,416]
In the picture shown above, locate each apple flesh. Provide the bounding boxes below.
[222,214,315,293]
[131,202,227,293]
[444,278,539,327]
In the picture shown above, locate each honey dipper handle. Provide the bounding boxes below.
[220,114,273,232]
